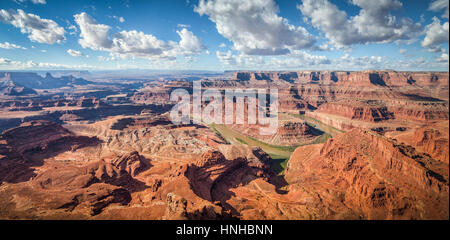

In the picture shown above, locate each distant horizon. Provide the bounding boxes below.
[1,69,449,73]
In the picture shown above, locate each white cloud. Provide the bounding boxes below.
[216,50,237,66]
[74,12,205,60]
[215,49,448,71]
[429,0,449,19]
[422,17,449,52]
[16,0,47,4]
[269,50,330,68]
[195,0,315,56]
[337,54,384,69]
[68,25,77,35]
[219,43,226,48]
[316,43,334,51]
[436,52,449,63]
[110,15,125,23]
[110,30,176,59]
[67,49,83,57]
[177,28,206,55]
[98,56,112,62]
[177,24,191,28]
[0,57,98,70]
[216,50,330,69]
[0,41,27,49]
[0,9,65,44]
[0,57,12,64]
[337,54,447,71]
[299,0,422,47]
[74,12,112,50]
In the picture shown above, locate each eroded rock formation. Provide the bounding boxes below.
[285,129,449,219]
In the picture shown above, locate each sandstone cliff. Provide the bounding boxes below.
[285,129,449,219]
[231,70,449,87]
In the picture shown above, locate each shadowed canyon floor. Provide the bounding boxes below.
[0,70,448,219]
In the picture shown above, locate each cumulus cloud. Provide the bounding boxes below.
[316,43,334,51]
[177,28,206,55]
[195,0,315,56]
[111,30,176,59]
[269,50,330,68]
[0,41,27,50]
[422,17,449,52]
[216,50,237,66]
[0,9,65,44]
[74,12,112,50]
[338,54,384,69]
[298,0,422,47]
[67,49,83,57]
[74,12,205,60]
[429,0,449,19]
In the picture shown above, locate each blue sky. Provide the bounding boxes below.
[0,0,448,71]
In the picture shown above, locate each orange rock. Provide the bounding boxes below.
[285,129,449,219]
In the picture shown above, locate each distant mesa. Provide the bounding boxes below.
[231,70,449,87]
[0,72,93,90]
[0,79,37,96]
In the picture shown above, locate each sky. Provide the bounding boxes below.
[0,0,448,71]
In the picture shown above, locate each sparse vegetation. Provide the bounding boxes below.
[268,153,289,175]
[311,133,333,144]
[246,135,299,152]
[209,124,230,144]
[235,137,247,145]
[292,113,344,136]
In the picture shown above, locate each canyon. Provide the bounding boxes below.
[0,70,448,219]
